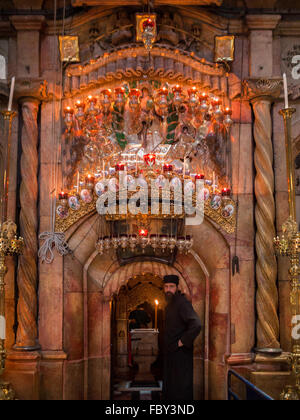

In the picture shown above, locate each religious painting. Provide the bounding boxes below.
[59,36,80,63]
[214,35,235,63]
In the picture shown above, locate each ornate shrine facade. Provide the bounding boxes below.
[0,0,300,400]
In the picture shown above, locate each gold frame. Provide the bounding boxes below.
[136,13,157,43]
[59,36,80,63]
[214,35,235,63]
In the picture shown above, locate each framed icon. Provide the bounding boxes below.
[214,35,235,63]
[59,36,80,63]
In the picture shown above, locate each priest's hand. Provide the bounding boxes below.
[178,339,184,347]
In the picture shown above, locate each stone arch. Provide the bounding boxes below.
[102,260,191,299]
[62,209,231,400]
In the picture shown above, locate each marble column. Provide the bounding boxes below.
[245,79,282,349]
[14,98,40,350]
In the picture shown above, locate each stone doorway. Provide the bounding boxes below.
[111,273,166,400]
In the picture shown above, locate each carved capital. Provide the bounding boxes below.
[10,15,45,32]
[246,14,281,31]
[16,78,49,103]
[244,78,282,103]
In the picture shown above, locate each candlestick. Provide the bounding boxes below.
[7,77,15,112]
[1,111,17,223]
[155,300,159,330]
[0,111,24,400]
[279,108,297,220]
[283,73,289,110]
[274,107,300,400]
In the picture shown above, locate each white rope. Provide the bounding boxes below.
[38,231,71,264]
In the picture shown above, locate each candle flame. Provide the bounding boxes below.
[155,300,159,306]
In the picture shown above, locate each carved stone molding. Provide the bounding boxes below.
[246,14,281,31]
[15,78,49,103]
[10,15,45,32]
[14,98,40,351]
[64,46,227,98]
[244,78,282,103]
[244,78,281,349]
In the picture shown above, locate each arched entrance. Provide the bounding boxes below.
[62,210,232,400]
[111,273,166,398]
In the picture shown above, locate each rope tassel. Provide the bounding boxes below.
[38,232,71,264]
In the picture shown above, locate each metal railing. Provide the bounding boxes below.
[228,369,274,401]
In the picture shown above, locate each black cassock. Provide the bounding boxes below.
[163,293,201,400]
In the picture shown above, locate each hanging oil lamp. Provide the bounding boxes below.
[150,234,159,252]
[211,98,223,121]
[188,87,199,113]
[141,17,156,50]
[129,234,138,252]
[100,89,112,114]
[75,100,85,123]
[199,93,209,114]
[114,87,125,112]
[168,236,177,253]
[159,234,169,252]
[104,236,111,251]
[172,85,184,109]
[64,107,74,132]
[176,236,186,254]
[58,191,69,208]
[120,234,129,251]
[184,235,193,254]
[111,235,119,250]
[156,87,169,117]
[85,174,95,190]
[96,237,105,255]
[129,89,141,112]
[144,153,156,167]
[87,96,98,115]
[224,107,233,130]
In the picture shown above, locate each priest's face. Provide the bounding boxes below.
[164,283,178,303]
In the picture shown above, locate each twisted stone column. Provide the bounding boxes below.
[245,79,282,349]
[14,98,40,350]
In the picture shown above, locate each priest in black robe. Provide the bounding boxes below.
[163,275,201,400]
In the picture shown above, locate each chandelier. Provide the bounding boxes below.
[59,81,235,255]
[95,232,193,255]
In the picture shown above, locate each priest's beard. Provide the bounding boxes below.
[165,292,175,304]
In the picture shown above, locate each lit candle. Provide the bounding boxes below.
[8,76,15,112]
[283,73,289,109]
[0,315,5,340]
[155,300,159,330]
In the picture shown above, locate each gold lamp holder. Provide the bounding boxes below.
[274,108,300,400]
[0,110,24,400]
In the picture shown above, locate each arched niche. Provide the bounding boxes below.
[62,210,231,400]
